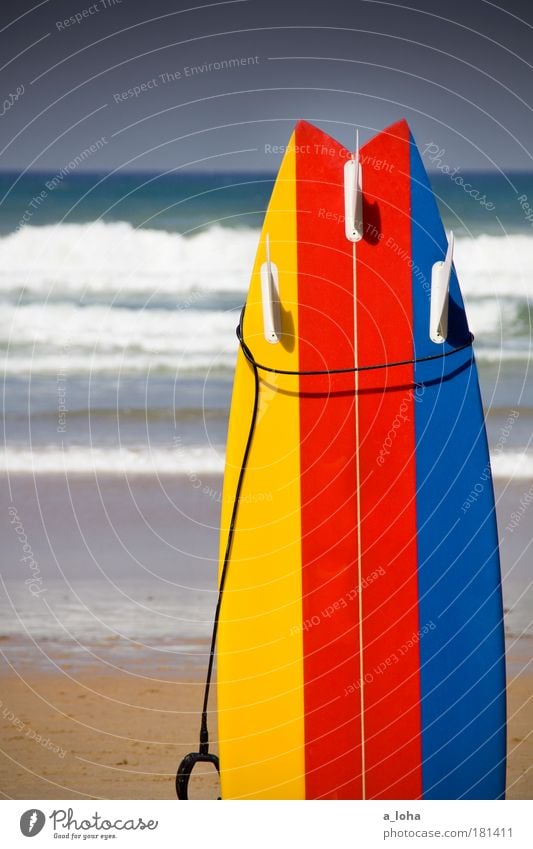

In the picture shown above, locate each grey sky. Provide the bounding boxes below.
[1,0,532,173]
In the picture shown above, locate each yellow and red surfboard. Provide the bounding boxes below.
[216,121,506,800]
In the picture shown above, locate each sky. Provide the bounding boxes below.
[1,0,533,173]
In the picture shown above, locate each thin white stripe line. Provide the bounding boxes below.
[353,217,366,799]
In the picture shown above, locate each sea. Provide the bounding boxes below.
[0,168,531,669]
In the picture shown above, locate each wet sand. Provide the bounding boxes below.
[1,474,531,799]
[0,651,530,799]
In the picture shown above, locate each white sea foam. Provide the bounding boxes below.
[0,301,238,345]
[0,224,530,375]
[1,223,532,299]
[490,451,533,481]
[0,445,225,476]
[464,299,528,337]
[474,347,531,364]
[0,222,255,297]
[0,352,237,376]
[454,234,533,299]
[1,445,530,480]
[0,302,239,373]
[1,298,528,375]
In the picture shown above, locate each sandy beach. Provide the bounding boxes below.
[0,662,220,800]
[1,472,532,800]
[0,655,530,800]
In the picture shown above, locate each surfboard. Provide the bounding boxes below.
[216,119,506,800]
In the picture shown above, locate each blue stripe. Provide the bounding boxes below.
[410,134,507,799]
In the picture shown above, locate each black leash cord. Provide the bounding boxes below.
[175,305,474,799]
[175,326,260,799]
[237,307,475,376]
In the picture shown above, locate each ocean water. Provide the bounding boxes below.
[0,169,531,476]
[0,169,531,659]
[1,578,214,673]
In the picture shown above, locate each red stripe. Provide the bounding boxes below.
[296,121,363,799]
[296,120,423,799]
[356,120,423,798]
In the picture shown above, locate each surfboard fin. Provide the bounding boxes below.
[260,233,281,344]
[430,230,454,343]
[344,130,364,242]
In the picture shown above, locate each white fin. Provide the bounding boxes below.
[344,130,363,242]
[430,231,454,343]
[260,233,281,344]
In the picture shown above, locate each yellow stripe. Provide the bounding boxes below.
[217,137,305,799]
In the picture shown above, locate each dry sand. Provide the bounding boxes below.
[0,665,219,800]
[0,653,530,800]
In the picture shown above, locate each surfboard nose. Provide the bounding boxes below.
[217,120,504,801]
